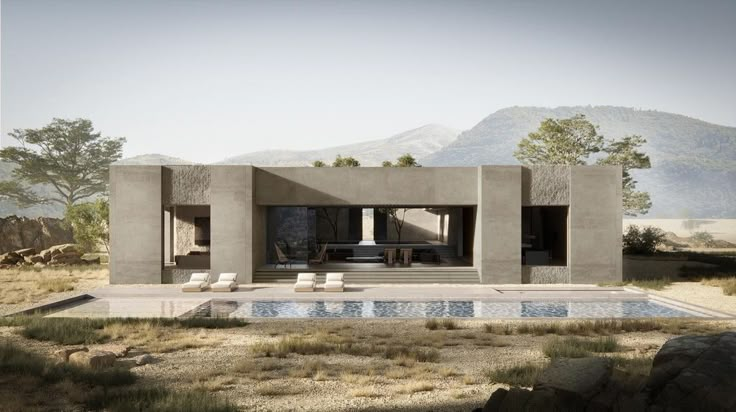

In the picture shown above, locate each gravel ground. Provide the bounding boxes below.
[7,318,736,412]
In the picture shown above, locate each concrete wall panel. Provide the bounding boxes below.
[522,165,570,206]
[569,166,622,283]
[110,166,162,284]
[211,166,253,283]
[476,166,521,283]
[162,165,210,206]
[255,167,477,206]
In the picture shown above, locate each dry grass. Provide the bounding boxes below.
[425,318,459,330]
[486,362,548,387]
[396,382,434,394]
[543,336,620,359]
[102,321,220,353]
[482,318,718,337]
[0,265,107,306]
[702,277,736,296]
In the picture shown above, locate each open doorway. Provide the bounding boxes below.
[522,206,568,266]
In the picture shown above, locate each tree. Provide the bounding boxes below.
[622,225,665,255]
[65,198,110,254]
[596,135,652,216]
[332,154,360,167]
[691,231,715,248]
[514,114,603,165]
[0,118,125,209]
[514,115,652,216]
[380,207,409,245]
[382,153,421,168]
[311,160,326,167]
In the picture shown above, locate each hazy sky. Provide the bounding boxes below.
[2,0,735,163]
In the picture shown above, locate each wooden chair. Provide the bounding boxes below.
[274,243,292,268]
[309,243,328,265]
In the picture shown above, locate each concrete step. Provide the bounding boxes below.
[254,270,480,284]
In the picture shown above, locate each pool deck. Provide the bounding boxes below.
[21,283,733,319]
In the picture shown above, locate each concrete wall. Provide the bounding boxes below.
[255,167,477,206]
[211,166,254,283]
[110,165,162,284]
[476,166,522,284]
[162,165,210,206]
[569,166,623,283]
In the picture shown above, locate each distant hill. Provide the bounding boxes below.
[0,161,64,218]
[3,107,735,218]
[423,106,736,218]
[112,153,196,165]
[217,124,459,166]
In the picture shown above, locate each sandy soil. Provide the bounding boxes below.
[647,282,736,316]
[0,265,108,316]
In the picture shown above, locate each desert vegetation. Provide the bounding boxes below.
[1,316,733,411]
[0,264,107,308]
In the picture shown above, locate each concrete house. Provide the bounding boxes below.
[109,165,622,285]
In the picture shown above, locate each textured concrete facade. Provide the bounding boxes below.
[110,166,162,284]
[109,164,622,285]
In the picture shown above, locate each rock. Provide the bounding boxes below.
[482,388,507,412]
[56,244,78,254]
[134,354,153,366]
[24,254,45,264]
[0,252,22,265]
[90,344,130,358]
[33,262,45,268]
[50,251,83,265]
[15,247,37,256]
[0,216,74,254]
[68,350,116,368]
[82,256,101,265]
[535,357,612,401]
[646,332,736,412]
[53,346,88,363]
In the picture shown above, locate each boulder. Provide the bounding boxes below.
[15,248,37,257]
[0,216,74,254]
[134,353,153,366]
[646,332,736,412]
[33,262,45,268]
[535,357,612,401]
[24,254,45,264]
[82,256,101,265]
[53,346,88,363]
[39,248,53,262]
[90,344,130,358]
[68,350,116,369]
[0,252,22,265]
[50,251,83,265]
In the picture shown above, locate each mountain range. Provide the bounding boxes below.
[2,106,734,218]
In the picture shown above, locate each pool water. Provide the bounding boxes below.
[186,299,706,319]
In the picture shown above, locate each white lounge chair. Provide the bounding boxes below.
[182,272,210,292]
[211,272,238,292]
[294,273,316,292]
[322,273,344,292]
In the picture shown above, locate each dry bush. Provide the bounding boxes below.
[254,383,303,396]
[702,277,736,296]
[103,321,219,353]
[350,387,383,398]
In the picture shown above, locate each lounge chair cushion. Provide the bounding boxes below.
[323,281,344,292]
[296,273,316,282]
[294,281,315,292]
[211,281,237,292]
[325,273,343,282]
[218,272,237,282]
[182,281,207,292]
[190,272,210,282]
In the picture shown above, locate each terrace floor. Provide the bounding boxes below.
[24,284,734,319]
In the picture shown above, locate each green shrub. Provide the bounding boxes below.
[86,387,238,412]
[623,225,665,255]
[486,362,547,387]
[20,317,107,345]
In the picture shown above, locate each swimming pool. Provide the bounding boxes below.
[185,299,707,319]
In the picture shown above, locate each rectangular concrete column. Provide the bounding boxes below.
[211,166,254,283]
[110,166,162,284]
[569,166,623,283]
[475,166,522,284]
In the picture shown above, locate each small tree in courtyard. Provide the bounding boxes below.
[65,198,110,254]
